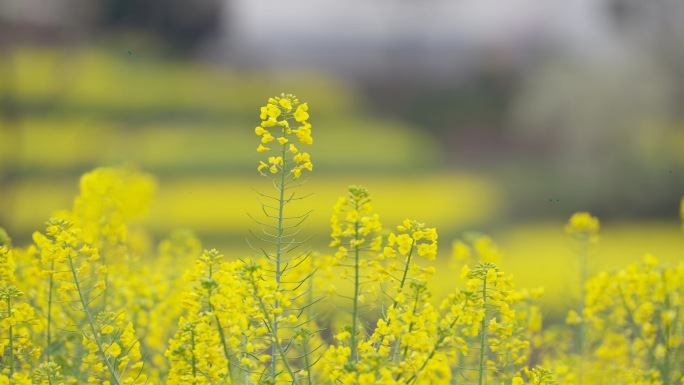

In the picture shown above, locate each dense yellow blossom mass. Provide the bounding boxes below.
[0,94,681,385]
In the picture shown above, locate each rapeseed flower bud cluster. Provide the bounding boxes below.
[166,314,229,384]
[377,219,438,307]
[322,256,537,385]
[563,212,600,374]
[46,168,161,381]
[543,211,684,385]
[0,234,41,383]
[32,361,65,385]
[322,181,538,384]
[256,93,313,179]
[576,255,684,384]
[70,168,157,331]
[0,168,158,384]
[167,249,274,384]
[513,366,558,385]
[244,95,323,383]
[33,218,148,385]
[167,247,324,384]
[390,219,438,261]
[72,167,155,248]
[330,185,383,254]
[327,186,384,369]
[564,212,599,242]
[456,262,531,383]
[0,244,16,285]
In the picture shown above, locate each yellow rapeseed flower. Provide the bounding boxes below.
[255,94,313,179]
[565,212,599,236]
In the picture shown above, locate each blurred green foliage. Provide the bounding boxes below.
[0,46,496,246]
[1,46,445,174]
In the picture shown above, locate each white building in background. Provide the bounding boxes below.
[203,0,624,82]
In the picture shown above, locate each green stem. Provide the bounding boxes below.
[405,301,466,385]
[661,270,672,385]
[394,240,415,309]
[214,316,233,378]
[350,204,361,364]
[377,240,416,360]
[478,275,488,385]
[577,234,589,385]
[393,293,421,380]
[190,327,197,379]
[207,265,233,379]
[103,253,109,315]
[250,275,299,385]
[398,293,421,363]
[271,141,288,379]
[67,254,121,385]
[7,295,14,379]
[617,284,646,346]
[662,323,671,385]
[302,335,312,385]
[304,264,314,385]
[47,259,54,363]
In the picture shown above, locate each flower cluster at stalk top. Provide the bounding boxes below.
[255,93,313,179]
[564,211,600,240]
[388,218,438,261]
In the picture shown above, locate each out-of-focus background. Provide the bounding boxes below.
[2,0,684,312]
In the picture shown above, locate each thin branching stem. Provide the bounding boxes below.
[47,259,55,363]
[67,253,121,385]
[350,199,361,365]
[6,295,14,378]
[478,275,488,385]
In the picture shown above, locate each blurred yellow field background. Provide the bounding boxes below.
[2,46,683,319]
[5,173,501,237]
[6,171,683,319]
[492,220,684,316]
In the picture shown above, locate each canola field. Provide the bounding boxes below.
[1,48,684,384]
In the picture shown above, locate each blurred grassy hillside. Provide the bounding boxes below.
[0,46,502,247]
[2,46,440,174]
[1,46,682,314]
